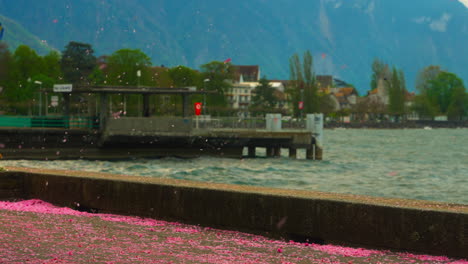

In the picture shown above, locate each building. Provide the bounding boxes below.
[367,78,389,105]
[225,65,287,112]
[327,87,359,111]
[316,75,334,91]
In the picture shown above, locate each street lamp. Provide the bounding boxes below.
[203,78,210,115]
[34,80,43,116]
[137,70,141,116]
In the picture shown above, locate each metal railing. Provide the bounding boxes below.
[192,117,308,130]
[0,116,99,129]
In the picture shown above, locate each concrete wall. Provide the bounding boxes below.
[1,168,466,258]
[104,117,193,137]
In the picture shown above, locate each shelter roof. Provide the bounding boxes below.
[70,86,211,95]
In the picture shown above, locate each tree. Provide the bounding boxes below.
[106,49,152,86]
[250,76,277,114]
[318,94,337,116]
[370,58,389,91]
[428,72,466,119]
[1,45,43,108]
[42,50,62,81]
[0,43,13,111]
[200,61,233,112]
[60,41,96,85]
[415,65,441,94]
[288,50,318,117]
[413,68,467,120]
[411,95,437,119]
[387,67,407,119]
[0,43,13,91]
[168,65,199,88]
[12,45,43,81]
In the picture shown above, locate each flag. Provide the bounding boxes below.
[223,58,232,64]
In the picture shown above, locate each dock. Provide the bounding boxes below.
[0,115,323,160]
[0,86,324,160]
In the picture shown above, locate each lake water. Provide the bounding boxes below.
[1,129,467,205]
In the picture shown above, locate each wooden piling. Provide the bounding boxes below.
[289,148,297,159]
[315,145,323,160]
[306,145,315,160]
[248,146,256,158]
[266,147,274,157]
[273,147,281,157]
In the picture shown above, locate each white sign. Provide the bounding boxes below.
[51,96,59,107]
[53,84,73,92]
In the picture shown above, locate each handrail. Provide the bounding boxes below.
[0,116,99,129]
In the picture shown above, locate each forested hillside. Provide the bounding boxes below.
[1,0,467,92]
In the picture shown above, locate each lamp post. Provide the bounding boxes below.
[137,69,141,116]
[203,78,210,115]
[34,80,43,116]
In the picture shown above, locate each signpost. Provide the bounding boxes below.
[194,102,202,116]
[194,102,202,129]
[53,84,73,93]
[51,96,59,107]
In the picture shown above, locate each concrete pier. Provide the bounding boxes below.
[1,167,466,258]
[0,116,323,160]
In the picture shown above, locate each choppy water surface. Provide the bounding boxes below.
[1,129,467,205]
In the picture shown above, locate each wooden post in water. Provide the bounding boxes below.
[289,148,297,159]
[315,145,323,160]
[266,147,274,157]
[274,147,281,157]
[306,145,315,160]
[248,146,256,158]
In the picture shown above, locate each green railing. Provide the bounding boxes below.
[0,116,99,129]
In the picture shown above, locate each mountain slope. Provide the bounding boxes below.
[0,0,467,93]
[0,14,53,55]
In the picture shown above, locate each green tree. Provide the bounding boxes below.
[413,69,467,120]
[168,65,200,88]
[428,72,466,119]
[288,50,318,117]
[106,49,152,86]
[411,95,437,119]
[200,61,233,113]
[412,65,443,119]
[13,45,42,81]
[370,58,389,91]
[318,94,337,116]
[387,67,407,119]
[415,65,441,94]
[2,45,43,109]
[250,76,277,113]
[60,41,96,85]
[42,50,62,81]
[0,43,13,92]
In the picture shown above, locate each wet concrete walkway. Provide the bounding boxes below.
[0,200,466,264]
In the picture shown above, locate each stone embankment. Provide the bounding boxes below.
[1,167,467,259]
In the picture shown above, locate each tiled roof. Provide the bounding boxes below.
[369,88,378,95]
[338,87,356,96]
